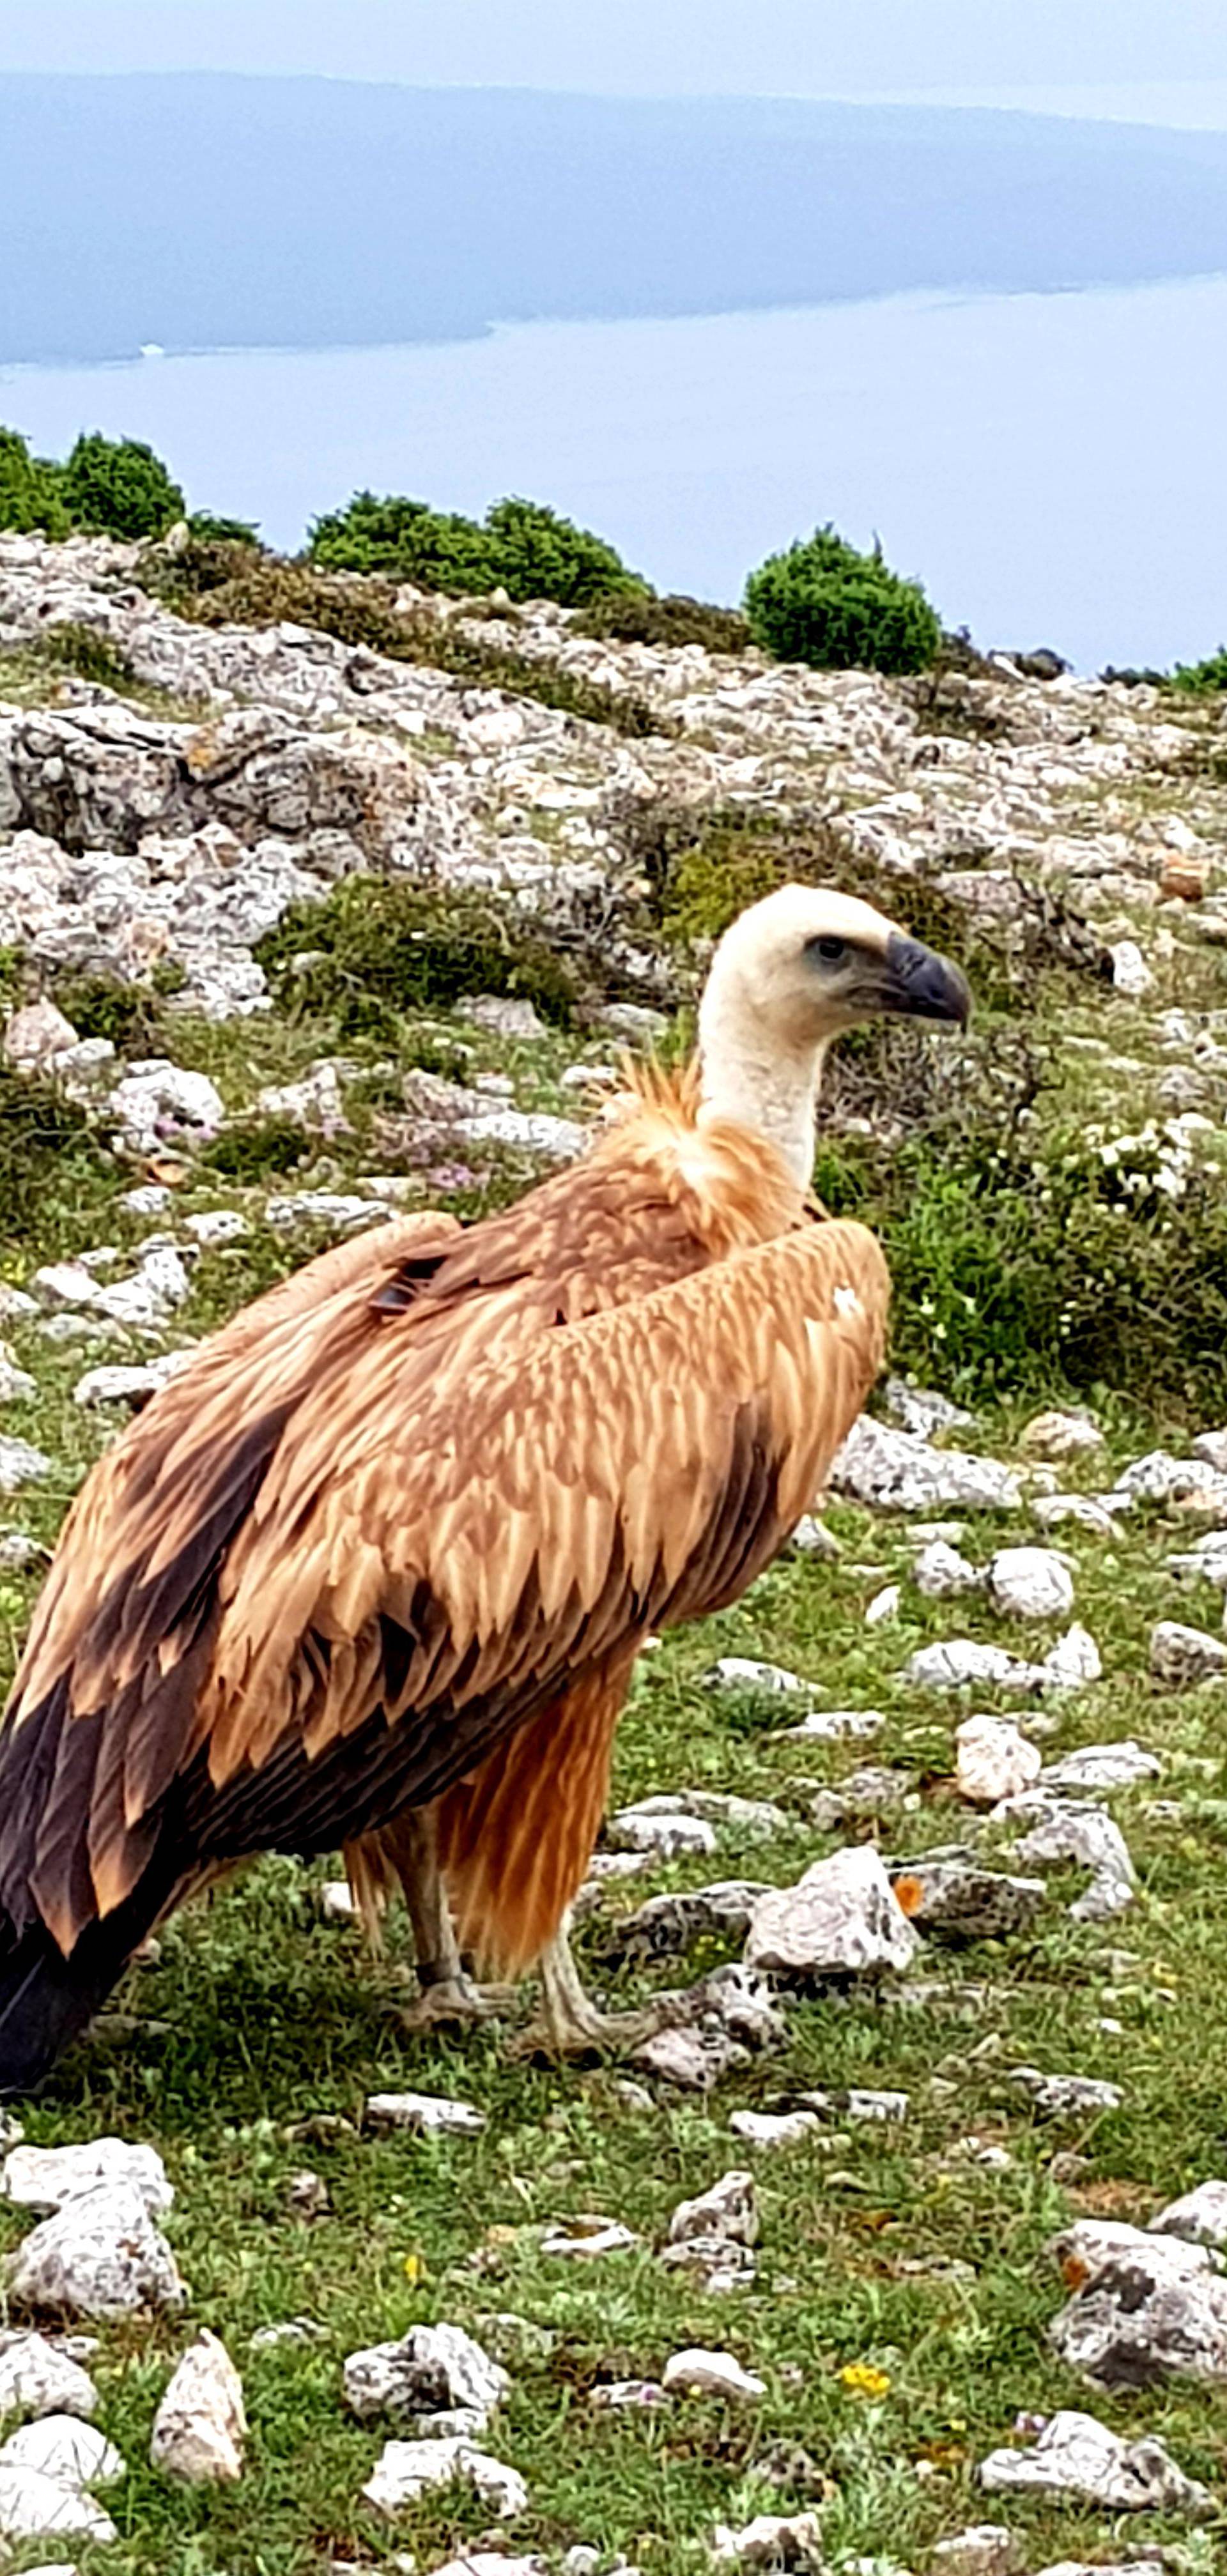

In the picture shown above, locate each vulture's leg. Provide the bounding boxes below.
[385,1807,511,2031]
[516,1914,681,2060]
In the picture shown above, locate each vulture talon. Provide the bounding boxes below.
[509,1925,682,2063]
[393,1975,511,2034]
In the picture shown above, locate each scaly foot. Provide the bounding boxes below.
[394,1974,514,2034]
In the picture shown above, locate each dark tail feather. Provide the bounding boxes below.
[0,1862,179,2102]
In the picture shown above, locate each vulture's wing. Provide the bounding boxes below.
[4,1219,886,1961]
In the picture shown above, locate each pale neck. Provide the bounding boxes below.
[696,981,828,1188]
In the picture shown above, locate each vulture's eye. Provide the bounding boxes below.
[810,935,849,964]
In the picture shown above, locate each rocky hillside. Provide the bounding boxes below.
[1,530,1227,2576]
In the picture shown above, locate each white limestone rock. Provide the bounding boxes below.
[799,2087,909,2124]
[704,1658,810,1698]
[540,2217,638,2260]
[745,1845,919,1981]
[711,2510,824,2565]
[183,1207,248,1245]
[978,2407,1212,2515]
[955,1715,1042,1807]
[914,1540,982,1598]
[782,1707,886,1741]
[831,1416,1021,1513]
[1152,2179,1227,2245]
[1007,2067,1123,2116]
[1150,1620,1227,1685]
[0,2457,117,2544]
[0,2330,98,2423]
[1108,939,1153,995]
[906,1639,1046,1694]
[661,2347,764,2402]
[1019,1410,1104,1460]
[1047,2220,1227,2386]
[456,1106,585,1162]
[728,2110,821,2152]
[931,2527,1022,2576]
[361,2434,527,2520]
[668,2170,758,2251]
[1041,1623,1102,1690]
[1042,1740,1159,1793]
[606,1805,717,1860]
[364,2092,485,2136]
[107,1060,224,1154]
[3,2138,173,2218]
[3,999,80,1071]
[987,1547,1076,1621]
[888,1859,1047,1941]
[1013,1802,1136,1919]
[150,2331,246,2484]
[883,1377,971,1437]
[1031,1492,1118,1537]
[7,2182,186,2318]
[343,2322,508,2435]
[0,2413,123,2488]
[0,1435,53,1492]
[0,1345,36,1404]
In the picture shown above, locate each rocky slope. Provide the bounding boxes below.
[2,533,1227,2576]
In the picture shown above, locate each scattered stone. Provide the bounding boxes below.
[1152,2179,1227,2245]
[589,2378,667,2411]
[864,1582,900,1625]
[1117,1448,1227,1508]
[1007,2067,1123,2116]
[1042,1623,1102,1689]
[987,1547,1076,1621]
[808,1765,915,1828]
[661,2347,764,2402]
[782,1707,886,1741]
[1047,2220,1227,2386]
[831,1417,1021,1514]
[108,1060,224,1154]
[0,1435,53,1492]
[1013,1802,1136,1919]
[914,1540,982,1598]
[3,2138,173,2218]
[728,2110,822,2152]
[711,2514,822,2566]
[799,2087,909,2124]
[955,1715,1042,1806]
[1150,1621,1227,1686]
[704,1658,809,1698]
[0,2454,117,2544]
[119,1183,173,1216]
[343,2324,508,2436]
[1031,1492,1118,1537]
[456,1105,585,1162]
[1019,1411,1104,1460]
[601,1882,771,1963]
[361,2435,527,2520]
[606,1805,717,1859]
[889,1859,1047,1942]
[883,1377,971,1437]
[249,2316,327,2350]
[0,1346,37,1404]
[668,2170,758,2254]
[787,1514,841,1560]
[978,2406,1212,2515]
[430,2559,544,2576]
[0,2331,98,2423]
[364,2092,486,2136]
[745,1845,920,1981]
[1108,940,1153,996]
[932,2530,1023,2576]
[182,1207,248,1244]
[7,2182,187,2317]
[150,2331,246,2484]
[905,1639,1044,1693]
[633,2023,748,2092]
[3,999,80,1071]
[1042,1740,1160,1792]
[1,2414,123,2488]
[266,1190,392,1234]
[539,2218,638,2260]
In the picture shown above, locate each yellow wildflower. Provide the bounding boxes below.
[838,2361,891,2400]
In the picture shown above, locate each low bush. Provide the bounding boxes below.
[59,432,184,541]
[744,525,940,675]
[201,1119,308,1182]
[0,1068,112,1241]
[35,622,137,692]
[0,427,71,538]
[576,592,752,654]
[1170,645,1227,695]
[308,489,643,608]
[254,880,583,1036]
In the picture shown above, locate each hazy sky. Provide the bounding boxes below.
[3,1,1227,99]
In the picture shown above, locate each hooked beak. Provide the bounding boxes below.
[881,931,972,1027]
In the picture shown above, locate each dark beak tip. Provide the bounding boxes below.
[886,931,972,1027]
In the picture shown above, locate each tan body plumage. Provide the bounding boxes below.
[0,887,967,2094]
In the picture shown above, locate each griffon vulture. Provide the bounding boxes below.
[0,887,968,2094]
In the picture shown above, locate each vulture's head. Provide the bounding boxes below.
[700,884,971,1055]
[696,885,970,1183]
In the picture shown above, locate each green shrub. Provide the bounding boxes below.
[1170,645,1227,695]
[576,592,752,654]
[187,510,261,546]
[255,880,583,1036]
[201,1119,307,1182]
[0,426,70,537]
[308,489,642,608]
[744,525,940,675]
[52,972,165,1056]
[0,1068,111,1240]
[60,432,185,540]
